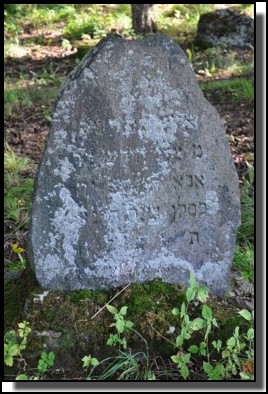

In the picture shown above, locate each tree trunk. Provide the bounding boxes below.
[131,4,156,34]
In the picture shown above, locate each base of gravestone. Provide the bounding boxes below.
[4,270,252,379]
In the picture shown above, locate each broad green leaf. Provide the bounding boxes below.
[125,320,134,329]
[8,345,19,357]
[197,289,207,303]
[106,304,118,315]
[247,328,254,340]
[184,314,190,325]
[238,309,252,321]
[203,361,212,374]
[186,287,195,302]
[41,351,47,360]
[232,353,239,365]
[207,364,225,380]
[181,302,186,315]
[189,273,197,288]
[188,345,198,354]
[234,326,240,338]
[192,317,205,330]
[4,355,13,367]
[182,353,191,363]
[213,364,225,380]
[48,352,55,365]
[240,371,251,380]
[107,337,114,346]
[171,355,180,364]
[212,340,222,352]
[172,308,180,316]
[212,318,218,327]
[202,305,212,320]
[82,355,92,368]
[115,319,125,333]
[91,357,99,367]
[38,359,48,373]
[184,333,191,340]
[231,364,237,375]
[16,374,29,380]
[18,322,25,329]
[181,365,189,380]
[176,335,184,347]
[222,349,230,358]
[199,342,206,356]
[119,306,128,316]
[227,337,236,348]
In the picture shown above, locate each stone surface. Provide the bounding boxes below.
[195,7,254,49]
[29,33,240,296]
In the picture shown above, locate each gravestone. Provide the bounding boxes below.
[29,34,240,296]
[195,7,254,49]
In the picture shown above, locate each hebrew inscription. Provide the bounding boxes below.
[173,173,204,188]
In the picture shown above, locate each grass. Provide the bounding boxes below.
[4,85,58,117]
[63,12,107,40]
[4,147,34,239]
[237,166,254,245]
[156,4,215,40]
[200,47,254,75]
[63,5,132,39]
[201,78,254,101]
[4,148,34,276]
[90,350,153,380]
[233,165,254,281]
[233,243,254,282]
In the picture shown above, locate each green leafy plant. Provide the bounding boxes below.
[106,305,134,350]
[4,321,55,380]
[15,351,55,380]
[171,274,254,380]
[171,274,210,379]
[82,355,99,369]
[83,303,152,380]
[4,321,31,367]
[37,352,55,375]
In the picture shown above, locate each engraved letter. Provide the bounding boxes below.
[185,175,193,187]
[171,205,176,223]
[175,146,182,160]
[173,175,183,187]
[189,232,199,245]
[199,202,207,215]
[188,203,196,217]
[193,144,202,158]
[178,196,186,217]
[195,175,204,188]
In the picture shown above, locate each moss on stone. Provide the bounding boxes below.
[5,274,252,378]
[69,289,108,305]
